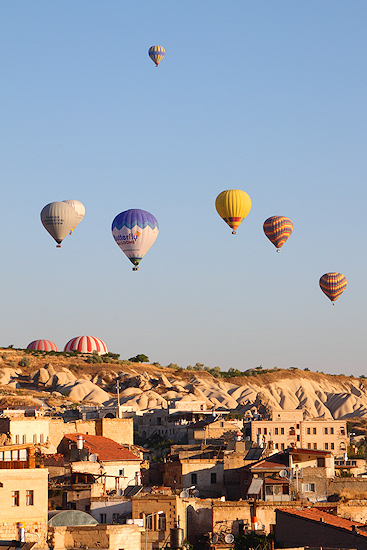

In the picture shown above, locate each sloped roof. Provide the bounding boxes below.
[250,452,289,471]
[64,434,140,462]
[277,508,367,538]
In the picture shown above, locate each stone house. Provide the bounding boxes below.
[247,448,335,503]
[244,410,348,456]
[275,507,367,549]
[58,433,142,492]
[0,444,48,547]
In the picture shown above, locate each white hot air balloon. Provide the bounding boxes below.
[40,202,78,247]
[63,200,85,234]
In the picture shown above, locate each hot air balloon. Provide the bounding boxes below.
[263,216,293,251]
[148,45,165,66]
[27,340,58,352]
[111,209,159,271]
[215,190,252,234]
[64,336,108,355]
[40,202,78,247]
[319,272,347,304]
[63,200,85,234]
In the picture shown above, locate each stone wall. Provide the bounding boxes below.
[48,524,142,550]
[96,418,134,446]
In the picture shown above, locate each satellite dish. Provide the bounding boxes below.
[180,490,189,498]
[211,534,219,544]
[116,489,123,497]
[89,453,98,462]
[225,534,235,544]
[279,469,288,478]
[193,489,200,497]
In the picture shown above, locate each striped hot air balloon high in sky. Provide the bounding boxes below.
[319,272,347,304]
[64,335,108,355]
[263,216,293,251]
[148,45,165,66]
[27,340,58,351]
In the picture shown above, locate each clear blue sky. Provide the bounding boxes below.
[1,1,366,375]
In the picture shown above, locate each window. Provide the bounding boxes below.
[307,428,310,434]
[119,469,124,476]
[274,428,278,435]
[296,435,300,441]
[15,435,19,444]
[302,483,315,492]
[325,443,328,450]
[313,428,316,434]
[112,513,119,522]
[281,428,284,435]
[296,424,300,429]
[211,473,217,484]
[12,491,19,506]
[146,515,153,529]
[257,428,261,434]
[324,428,328,434]
[22,435,27,444]
[4,450,11,462]
[191,473,197,485]
[313,443,317,449]
[331,443,334,450]
[330,427,334,434]
[307,443,311,449]
[40,434,44,444]
[33,435,37,444]
[158,514,166,530]
[100,514,107,524]
[275,443,278,449]
[26,490,34,506]
[281,443,285,450]
[263,428,267,435]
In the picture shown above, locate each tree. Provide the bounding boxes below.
[128,354,149,363]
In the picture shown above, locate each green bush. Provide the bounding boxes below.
[18,357,30,367]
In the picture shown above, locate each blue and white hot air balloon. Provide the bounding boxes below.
[111,209,159,271]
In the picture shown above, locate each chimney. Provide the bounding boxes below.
[77,435,84,450]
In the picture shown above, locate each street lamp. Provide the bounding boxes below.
[145,510,163,550]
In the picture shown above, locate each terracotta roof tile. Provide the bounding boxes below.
[64,434,141,462]
[277,508,367,537]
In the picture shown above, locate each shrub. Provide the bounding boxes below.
[128,354,149,363]
[85,352,103,364]
[18,357,30,367]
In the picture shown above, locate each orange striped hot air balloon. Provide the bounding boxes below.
[263,216,293,251]
[215,189,252,234]
[319,272,347,304]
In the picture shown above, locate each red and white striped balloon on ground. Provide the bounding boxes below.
[27,340,58,352]
[64,336,108,355]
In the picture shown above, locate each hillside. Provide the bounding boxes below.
[1,348,367,420]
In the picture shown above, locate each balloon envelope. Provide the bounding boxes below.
[112,209,159,269]
[148,45,165,66]
[319,272,347,302]
[263,216,293,250]
[27,340,58,352]
[215,190,252,234]
[63,200,85,234]
[41,202,78,246]
[64,336,108,355]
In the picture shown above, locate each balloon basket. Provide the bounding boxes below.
[56,245,62,248]
[232,231,236,235]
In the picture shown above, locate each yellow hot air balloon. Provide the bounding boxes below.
[215,190,252,234]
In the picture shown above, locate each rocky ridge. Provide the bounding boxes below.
[0,350,367,419]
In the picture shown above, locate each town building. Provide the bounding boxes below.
[275,507,367,549]
[0,444,48,547]
[246,448,335,503]
[244,410,348,456]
